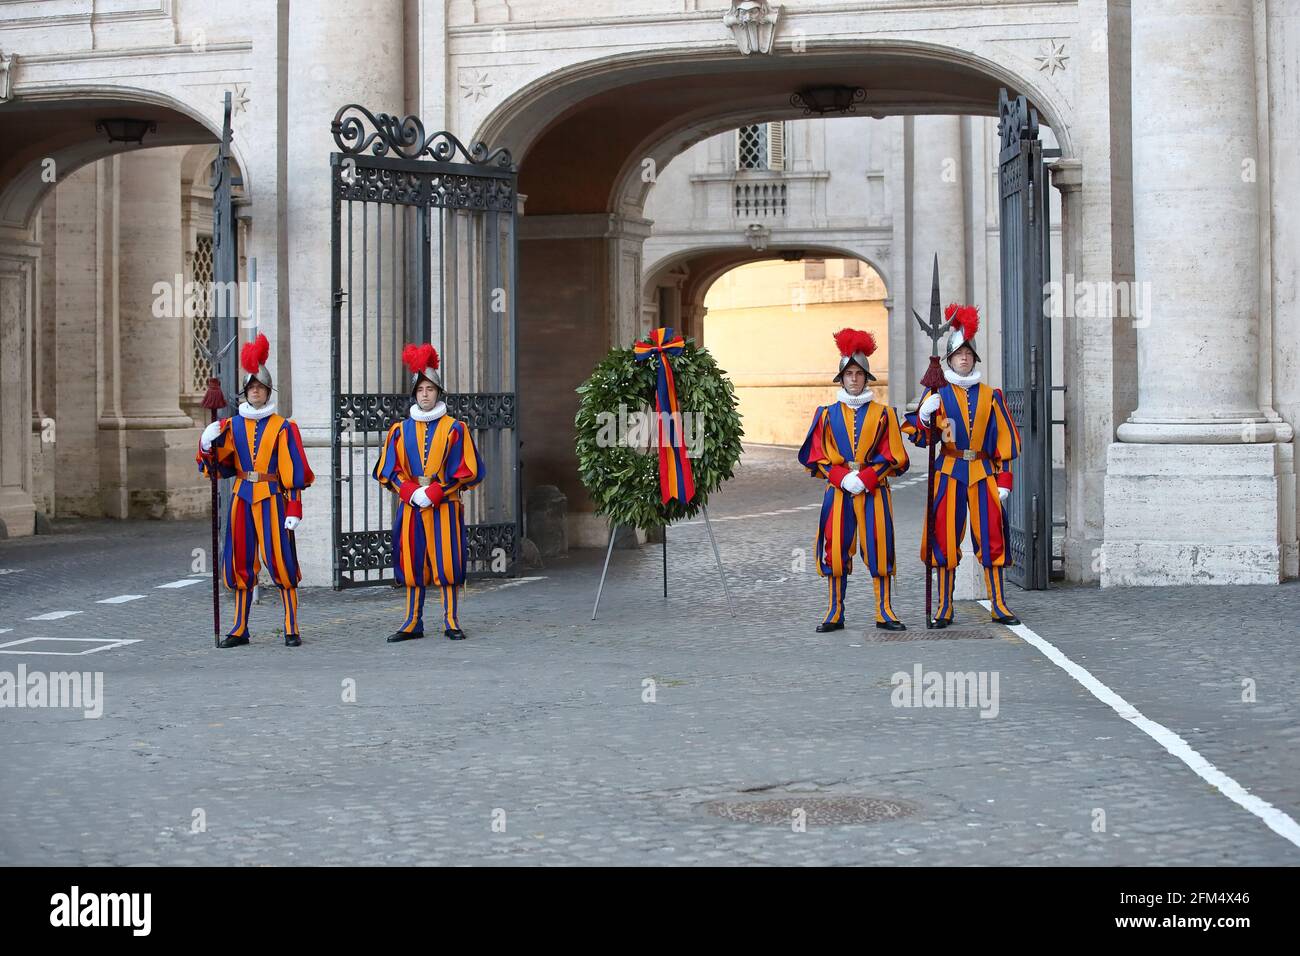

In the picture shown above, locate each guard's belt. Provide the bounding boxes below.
[237,470,280,485]
[941,448,990,462]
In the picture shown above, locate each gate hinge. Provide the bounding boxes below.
[1031,494,1040,539]
[1030,345,1039,391]
[333,288,348,306]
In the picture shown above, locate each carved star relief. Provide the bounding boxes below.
[229,83,249,114]
[460,70,492,103]
[1035,39,1069,76]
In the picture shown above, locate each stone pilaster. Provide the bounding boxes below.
[0,225,38,537]
[906,115,967,408]
[286,0,404,585]
[100,148,206,520]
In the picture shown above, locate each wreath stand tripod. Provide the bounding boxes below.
[590,507,735,621]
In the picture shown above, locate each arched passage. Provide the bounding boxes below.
[481,41,1079,551]
[0,92,226,536]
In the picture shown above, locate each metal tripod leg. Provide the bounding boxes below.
[591,524,619,621]
[701,505,735,618]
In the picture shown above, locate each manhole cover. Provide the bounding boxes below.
[700,796,917,826]
[866,629,995,642]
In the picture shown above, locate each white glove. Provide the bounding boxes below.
[200,419,223,452]
[410,485,432,508]
[839,470,866,495]
[918,393,942,425]
[283,515,301,531]
[997,487,1010,503]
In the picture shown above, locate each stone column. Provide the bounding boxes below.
[0,225,39,538]
[907,115,967,407]
[118,148,190,428]
[286,0,404,585]
[1102,0,1295,584]
[100,148,206,520]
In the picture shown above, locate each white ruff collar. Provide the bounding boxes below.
[239,401,277,420]
[836,388,872,408]
[409,401,447,422]
[943,367,982,389]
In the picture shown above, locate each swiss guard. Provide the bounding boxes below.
[798,329,911,632]
[903,305,1022,626]
[198,333,315,648]
[372,343,483,642]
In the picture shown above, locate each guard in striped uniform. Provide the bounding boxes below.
[798,329,910,632]
[198,333,315,648]
[903,304,1022,626]
[373,343,484,642]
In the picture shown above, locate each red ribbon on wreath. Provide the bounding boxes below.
[633,327,696,505]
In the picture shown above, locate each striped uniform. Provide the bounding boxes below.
[197,412,314,638]
[798,400,910,625]
[372,411,483,632]
[902,381,1022,620]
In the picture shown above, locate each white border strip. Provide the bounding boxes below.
[982,600,1300,850]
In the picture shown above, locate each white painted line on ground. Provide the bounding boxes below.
[26,611,83,621]
[474,576,547,593]
[678,503,821,526]
[0,636,142,656]
[0,628,11,634]
[96,594,146,605]
[156,578,202,589]
[982,599,1300,851]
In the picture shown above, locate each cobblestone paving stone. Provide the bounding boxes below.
[0,444,1296,865]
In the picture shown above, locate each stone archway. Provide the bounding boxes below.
[0,93,224,536]
[475,38,1102,559]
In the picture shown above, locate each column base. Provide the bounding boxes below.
[0,485,36,538]
[567,512,645,549]
[1101,441,1296,586]
[294,447,334,588]
[98,424,208,520]
[952,552,982,600]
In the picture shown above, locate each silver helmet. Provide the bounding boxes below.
[238,333,274,395]
[832,328,879,383]
[943,304,981,364]
[402,343,443,396]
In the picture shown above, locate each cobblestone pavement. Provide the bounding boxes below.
[1,444,1297,866]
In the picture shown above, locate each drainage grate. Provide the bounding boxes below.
[866,628,996,642]
[699,795,918,826]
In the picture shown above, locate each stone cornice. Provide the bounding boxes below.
[448,1,1075,35]
[13,41,252,66]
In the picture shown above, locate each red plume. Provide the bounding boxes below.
[240,333,270,374]
[402,343,439,375]
[833,328,877,358]
[944,304,980,341]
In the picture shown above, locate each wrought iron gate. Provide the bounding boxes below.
[997,89,1052,590]
[329,105,520,589]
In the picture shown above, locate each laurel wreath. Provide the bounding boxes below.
[574,340,744,529]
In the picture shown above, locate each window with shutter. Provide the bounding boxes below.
[767,121,785,171]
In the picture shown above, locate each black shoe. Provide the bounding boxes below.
[445,628,467,640]
[387,630,423,643]
[992,614,1021,625]
[814,621,844,633]
[218,634,249,648]
[284,633,301,647]
[875,620,907,631]
[929,618,951,630]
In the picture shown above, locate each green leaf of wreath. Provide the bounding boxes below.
[574,339,744,530]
